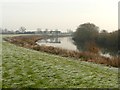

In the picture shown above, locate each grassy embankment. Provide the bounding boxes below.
[2,34,119,88]
[4,35,120,67]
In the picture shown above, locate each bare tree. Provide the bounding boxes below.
[19,26,26,33]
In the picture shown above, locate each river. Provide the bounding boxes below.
[36,36,78,51]
[36,36,112,58]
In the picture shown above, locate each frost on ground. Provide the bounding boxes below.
[2,41,118,88]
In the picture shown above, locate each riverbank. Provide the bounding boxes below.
[2,36,118,88]
[4,35,120,67]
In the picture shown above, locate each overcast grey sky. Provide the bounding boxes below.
[0,0,119,32]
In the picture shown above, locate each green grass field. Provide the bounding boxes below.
[2,34,119,88]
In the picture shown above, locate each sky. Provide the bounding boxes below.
[0,0,119,32]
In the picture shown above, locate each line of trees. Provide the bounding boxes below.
[73,23,119,54]
[1,27,62,35]
[1,26,27,34]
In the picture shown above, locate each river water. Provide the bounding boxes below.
[36,37,78,51]
[36,36,112,58]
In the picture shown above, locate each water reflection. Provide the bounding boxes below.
[37,37,78,51]
[46,37,61,43]
[36,36,117,57]
[74,40,118,57]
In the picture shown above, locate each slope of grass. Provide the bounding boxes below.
[2,38,118,88]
